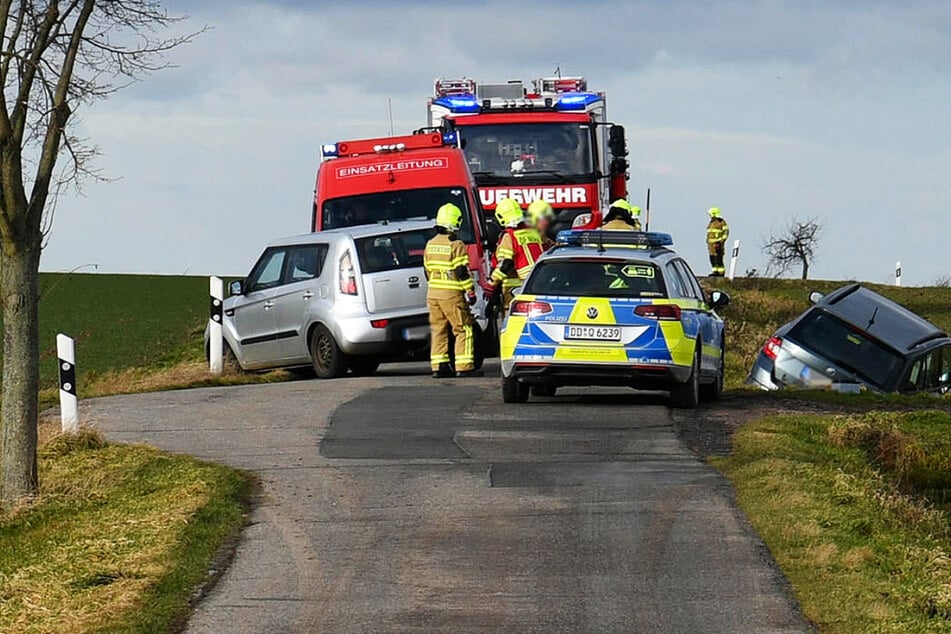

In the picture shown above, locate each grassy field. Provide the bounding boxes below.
[0,272,210,389]
[0,426,254,633]
[714,410,951,632]
[706,278,951,389]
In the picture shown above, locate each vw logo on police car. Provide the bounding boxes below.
[586,307,599,320]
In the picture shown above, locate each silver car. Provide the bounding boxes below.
[214,220,436,378]
[748,284,951,394]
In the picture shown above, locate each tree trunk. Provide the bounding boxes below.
[801,260,809,280]
[1,237,41,508]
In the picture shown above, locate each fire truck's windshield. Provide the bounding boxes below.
[457,123,595,181]
[321,187,475,243]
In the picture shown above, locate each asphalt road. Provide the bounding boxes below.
[89,361,810,633]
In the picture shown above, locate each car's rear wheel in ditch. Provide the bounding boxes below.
[670,343,701,409]
[531,384,557,397]
[502,376,529,403]
[700,345,725,402]
[311,325,346,379]
[348,358,380,376]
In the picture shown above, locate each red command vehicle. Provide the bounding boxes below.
[426,76,630,232]
[313,131,495,329]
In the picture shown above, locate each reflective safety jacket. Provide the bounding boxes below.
[706,217,729,244]
[602,218,642,231]
[491,226,544,289]
[424,233,473,299]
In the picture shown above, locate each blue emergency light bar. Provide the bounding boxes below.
[320,144,338,158]
[555,230,674,249]
[433,95,481,114]
[555,92,602,110]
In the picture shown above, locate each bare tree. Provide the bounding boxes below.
[762,218,823,280]
[1,2,202,508]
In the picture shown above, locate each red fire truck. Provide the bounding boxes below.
[312,130,495,329]
[426,76,630,231]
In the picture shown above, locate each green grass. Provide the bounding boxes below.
[705,277,951,389]
[714,410,951,632]
[0,273,209,389]
[0,429,255,633]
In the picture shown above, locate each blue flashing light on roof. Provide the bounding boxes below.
[555,230,674,249]
[433,95,481,114]
[442,131,459,146]
[320,143,338,158]
[555,92,602,111]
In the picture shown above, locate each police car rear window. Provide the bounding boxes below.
[355,229,433,274]
[524,260,666,298]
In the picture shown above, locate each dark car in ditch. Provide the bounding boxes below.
[748,284,951,395]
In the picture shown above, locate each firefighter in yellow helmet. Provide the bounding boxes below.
[424,203,482,378]
[602,199,642,231]
[527,199,557,251]
[706,206,730,276]
[486,198,544,317]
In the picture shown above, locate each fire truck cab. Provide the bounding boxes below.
[312,130,494,332]
[427,76,630,233]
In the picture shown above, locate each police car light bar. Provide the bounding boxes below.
[323,132,449,158]
[555,230,674,249]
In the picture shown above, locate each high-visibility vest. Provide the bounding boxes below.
[492,226,544,288]
[424,233,473,298]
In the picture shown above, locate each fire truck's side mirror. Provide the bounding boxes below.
[609,125,628,158]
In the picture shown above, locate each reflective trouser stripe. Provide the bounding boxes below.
[428,295,476,371]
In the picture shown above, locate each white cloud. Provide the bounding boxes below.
[40,0,951,286]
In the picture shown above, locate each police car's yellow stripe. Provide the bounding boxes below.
[567,298,616,325]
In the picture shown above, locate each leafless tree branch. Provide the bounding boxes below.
[762,217,823,280]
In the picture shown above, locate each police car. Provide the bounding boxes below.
[499,231,731,408]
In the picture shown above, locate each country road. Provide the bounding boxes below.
[88,361,810,633]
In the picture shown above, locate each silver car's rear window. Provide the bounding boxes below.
[789,309,903,389]
[524,259,665,298]
[355,229,432,274]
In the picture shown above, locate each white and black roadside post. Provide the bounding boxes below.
[57,333,79,433]
[727,239,741,280]
[209,276,224,375]
[895,261,902,287]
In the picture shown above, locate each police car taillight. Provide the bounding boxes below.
[510,300,553,317]
[763,336,783,360]
[634,304,681,321]
[339,251,358,295]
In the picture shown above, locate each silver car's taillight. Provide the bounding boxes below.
[339,251,357,295]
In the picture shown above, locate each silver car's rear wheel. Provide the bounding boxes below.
[311,325,346,379]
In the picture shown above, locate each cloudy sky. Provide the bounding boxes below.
[41,0,951,285]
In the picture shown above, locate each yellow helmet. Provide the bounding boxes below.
[708,206,721,218]
[495,198,524,228]
[609,199,635,214]
[527,200,555,226]
[630,205,642,217]
[435,203,463,231]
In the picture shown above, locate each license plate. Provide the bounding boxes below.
[402,326,429,341]
[565,325,622,341]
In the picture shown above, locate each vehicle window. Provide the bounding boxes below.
[355,229,433,274]
[789,309,904,389]
[284,245,328,284]
[904,345,950,392]
[247,248,287,292]
[524,260,665,298]
[322,187,475,244]
[664,263,690,299]
[456,123,595,179]
[676,260,706,302]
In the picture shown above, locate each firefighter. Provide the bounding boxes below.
[527,199,557,250]
[486,197,544,315]
[706,206,730,276]
[602,199,642,230]
[424,203,481,378]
